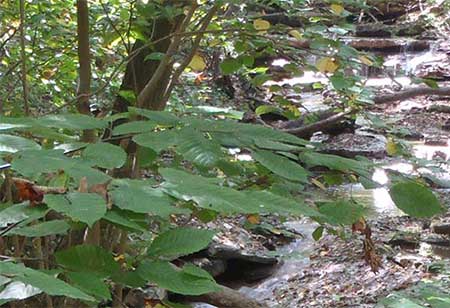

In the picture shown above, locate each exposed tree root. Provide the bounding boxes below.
[374,87,450,104]
[281,112,349,138]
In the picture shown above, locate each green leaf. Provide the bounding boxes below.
[0,203,48,228]
[0,262,94,302]
[161,168,316,216]
[11,149,72,177]
[103,208,147,232]
[149,227,215,259]
[247,190,321,217]
[312,226,324,241]
[44,193,107,227]
[389,182,443,218]
[252,150,308,183]
[82,143,127,169]
[220,58,242,75]
[56,245,120,279]
[66,272,111,301]
[299,151,371,178]
[145,52,165,61]
[65,161,112,185]
[317,200,365,225]
[0,134,40,153]
[110,179,190,216]
[129,107,180,126]
[112,121,157,135]
[39,114,107,130]
[137,261,220,295]
[177,128,223,167]
[255,105,280,116]
[9,220,70,237]
[133,129,180,153]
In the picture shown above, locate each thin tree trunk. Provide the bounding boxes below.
[76,0,95,142]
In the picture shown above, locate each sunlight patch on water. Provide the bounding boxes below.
[413,142,450,160]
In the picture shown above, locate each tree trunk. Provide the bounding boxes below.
[112,18,178,114]
[76,0,95,142]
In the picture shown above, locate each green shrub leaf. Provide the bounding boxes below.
[55,245,121,279]
[82,143,127,169]
[149,227,215,259]
[253,150,308,183]
[389,182,444,218]
[44,193,107,227]
[0,262,94,302]
[137,261,220,295]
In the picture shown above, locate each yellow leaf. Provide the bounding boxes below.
[188,54,207,71]
[316,57,339,73]
[209,38,221,47]
[359,55,373,66]
[386,138,397,156]
[330,4,344,15]
[247,214,260,225]
[311,178,326,190]
[288,29,303,40]
[253,19,271,31]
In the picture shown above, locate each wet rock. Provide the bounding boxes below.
[191,258,228,277]
[321,133,387,158]
[424,136,448,146]
[206,244,279,283]
[207,244,278,265]
[432,223,450,235]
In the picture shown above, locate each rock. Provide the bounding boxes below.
[432,223,450,235]
[320,133,387,158]
[206,244,279,282]
[207,244,278,265]
[424,136,448,146]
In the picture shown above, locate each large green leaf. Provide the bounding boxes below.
[0,203,48,228]
[82,143,127,169]
[317,200,365,225]
[129,107,180,126]
[148,227,215,259]
[161,168,315,216]
[66,272,111,301]
[44,193,107,227]
[11,149,72,177]
[0,134,40,153]
[389,182,443,218]
[137,261,220,295]
[112,120,157,135]
[0,262,94,302]
[39,114,107,130]
[103,208,147,232]
[65,160,112,185]
[56,245,121,279]
[247,190,321,217]
[8,220,70,237]
[189,119,308,146]
[252,150,308,183]
[177,128,223,167]
[299,151,371,178]
[110,179,190,216]
[133,129,180,153]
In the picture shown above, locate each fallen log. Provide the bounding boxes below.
[355,22,426,38]
[374,87,450,104]
[281,112,349,138]
[288,37,430,52]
